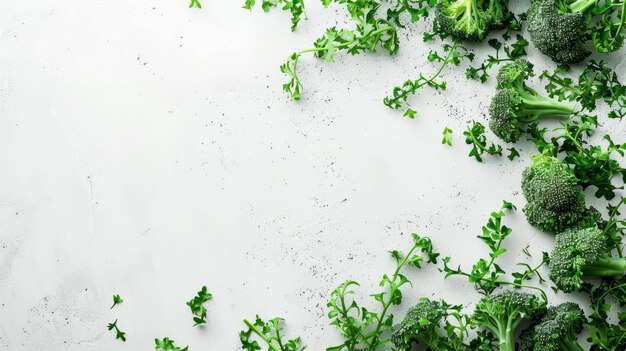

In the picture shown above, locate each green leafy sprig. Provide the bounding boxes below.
[244,0,306,31]
[383,42,473,115]
[107,319,126,342]
[111,294,123,309]
[466,35,529,83]
[282,0,398,100]
[240,315,306,351]
[325,233,439,351]
[186,286,213,326]
[463,121,503,162]
[189,0,202,8]
[441,201,547,300]
[155,337,189,351]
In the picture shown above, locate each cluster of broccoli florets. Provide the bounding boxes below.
[550,227,626,292]
[435,0,512,41]
[488,60,576,143]
[521,153,600,233]
[392,291,547,351]
[528,0,626,63]
[519,302,587,351]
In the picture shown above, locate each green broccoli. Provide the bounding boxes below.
[486,0,512,29]
[435,0,492,41]
[528,0,626,62]
[392,299,471,351]
[488,60,576,143]
[519,302,586,351]
[391,299,448,350]
[472,290,546,351]
[521,154,598,233]
[549,227,626,292]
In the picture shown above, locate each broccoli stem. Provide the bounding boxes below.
[569,0,597,13]
[516,92,577,123]
[582,256,626,277]
[558,337,585,351]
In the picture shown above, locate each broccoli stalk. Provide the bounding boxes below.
[435,0,490,41]
[550,227,626,292]
[489,60,576,143]
[581,256,626,277]
[568,0,598,13]
[472,290,546,351]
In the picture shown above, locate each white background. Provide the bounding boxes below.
[1,1,625,350]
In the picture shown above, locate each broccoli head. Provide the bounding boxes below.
[391,299,447,350]
[435,0,491,41]
[549,227,626,292]
[472,290,546,351]
[519,302,586,351]
[527,0,591,63]
[521,154,596,233]
[488,60,576,142]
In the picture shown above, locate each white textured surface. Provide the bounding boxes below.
[0,1,624,350]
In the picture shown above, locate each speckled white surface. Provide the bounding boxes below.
[1,1,625,350]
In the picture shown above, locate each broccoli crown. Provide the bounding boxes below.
[488,89,524,143]
[521,154,589,233]
[549,227,626,292]
[472,290,546,351]
[489,61,575,143]
[519,302,586,351]
[435,0,491,41]
[391,299,447,349]
[495,59,535,90]
[527,0,590,63]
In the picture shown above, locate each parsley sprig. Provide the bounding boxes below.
[442,201,547,300]
[107,319,126,342]
[325,233,439,351]
[186,286,213,326]
[155,337,189,351]
[243,0,306,31]
[240,316,306,351]
[383,42,473,116]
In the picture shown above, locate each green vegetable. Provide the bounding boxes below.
[243,0,306,31]
[434,0,511,41]
[442,127,453,145]
[189,0,201,8]
[549,227,626,292]
[488,60,576,143]
[325,233,439,351]
[466,35,529,83]
[521,153,597,233]
[186,285,213,326]
[240,316,305,351]
[155,338,189,351]
[391,299,471,350]
[111,294,123,309]
[384,42,474,113]
[519,302,586,351]
[107,319,126,342]
[527,0,626,63]
[281,0,399,100]
[540,60,626,119]
[463,121,503,162]
[442,201,548,299]
[471,290,547,351]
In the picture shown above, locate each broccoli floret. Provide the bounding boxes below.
[527,0,591,63]
[488,60,576,142]
[521,154,595,233]
[519,302,586,351]
[391,299,448,350]
[472,290,546,351]
[549,227,626,292]
[435,0,491,41]
[486,0,512,29]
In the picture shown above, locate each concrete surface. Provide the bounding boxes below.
[0,0,624,350]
